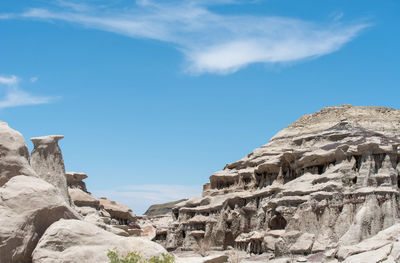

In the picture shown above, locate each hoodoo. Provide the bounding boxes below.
[30,135,71,204]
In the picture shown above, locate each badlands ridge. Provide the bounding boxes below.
[1,105,400,262]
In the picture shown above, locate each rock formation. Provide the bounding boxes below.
[65,171,142,237]
[145,199,188,217]
[152,105,400,262]
[30,135,70,204]
[0,175,79,262]
[66,171,89,192]
[32,219,167,263]
[0,121,36,186]
[0,123,170,262]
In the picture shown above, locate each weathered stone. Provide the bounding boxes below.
[0,121,36,186]
[65,171,88,192]
[30,135,70,204]
[144,199,188,216]
[32,219,168,263]
[98,197,136,224]
[153,105,400,257]
[69,188,100,208]
[0,175,79,262]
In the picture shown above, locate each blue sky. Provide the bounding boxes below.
[0,0,399,214]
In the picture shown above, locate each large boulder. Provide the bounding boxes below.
[0,121,36,186]
[30,135,71,204]
[32,219,168,263]
[0,175,79,262]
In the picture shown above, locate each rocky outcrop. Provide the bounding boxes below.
[98,197,136,225]
[0,123,168,262]
[32,219,167,263]
[30,135,70,204]
[66,171,88,192]
[145,199,188,216]
[157,105,400,261]
[0,175,79,262]
[65,171,142,237]
[0,121,36,186]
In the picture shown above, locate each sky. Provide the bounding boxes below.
[0,0,399,214]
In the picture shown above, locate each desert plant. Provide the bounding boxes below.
[147,253,175,263]
[107,249,174,263]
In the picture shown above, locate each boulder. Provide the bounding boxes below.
[0,175,79,262]
[0,121,36,186]
[32,219,168,263]
[30,135,70,204]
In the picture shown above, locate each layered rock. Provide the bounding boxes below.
[0,121,36,186]
[30,135,70,204]
[159,105,400,260]
[145,199,188,217]
[65,171,142,237]
[66,171,88,192]
[98,197,136,225]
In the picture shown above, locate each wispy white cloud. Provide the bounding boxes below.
[4,1,369,74]
[0,75,57,109]
[92,184,201,215]
[30,76,38,83]
[0,75,19,85]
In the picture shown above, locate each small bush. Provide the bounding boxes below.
[107,249,174,263]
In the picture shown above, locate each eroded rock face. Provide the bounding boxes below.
[65,171,141,237]
[0,175,79,263]
[32,219,167,263]
[66,171,88,192]
[144,199,188,217]
[98,197,136,225]
[159,105,400,259]
[30,135,71,204]
[0,121,36,186]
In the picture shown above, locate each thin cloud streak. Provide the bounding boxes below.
[7,1,369,74]
[0,75,57,109]
[92,184,201,215]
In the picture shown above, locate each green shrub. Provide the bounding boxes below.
[107,249,175,263]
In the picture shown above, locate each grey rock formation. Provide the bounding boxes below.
[0,123,168,263]
[145,199,188,216]
[0,175,79,262]
[30,135,71,204]
[0,121,36,186]
[65,171,142,237]
[66,171,88,192]
[154,105,400,261]
[32,219,168,263]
